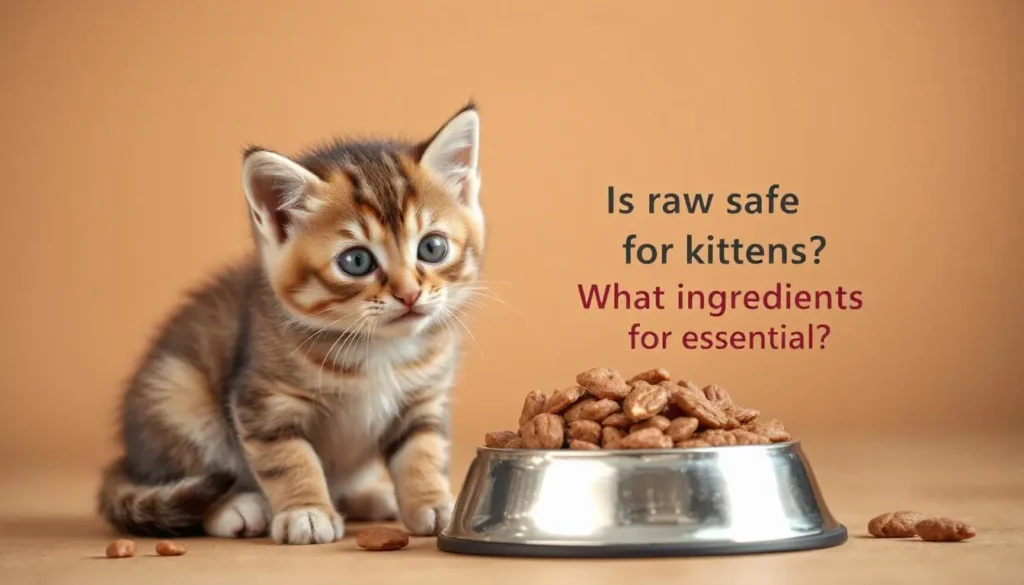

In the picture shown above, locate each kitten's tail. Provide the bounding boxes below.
[97,459,236,537]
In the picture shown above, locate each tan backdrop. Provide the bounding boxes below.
[1,0,1021,470]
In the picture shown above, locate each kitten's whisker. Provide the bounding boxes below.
[317,313,368,397]
[442,306,484,361]
[290,315,345,358]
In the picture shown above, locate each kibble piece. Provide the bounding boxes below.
[629,415,671,434]
[622,382,670,422]
[576,367,630,400]
[569,439,601,450]
[521,413,565,449]
[665,417,699,442]
[701,383,733,406]
[155,541,186,556]
[567,420,602,444]
[600,412,630,428]
[504,437,523,449]
[618,427,672,449]
[105,539,136,558]
[519,390,548,428]
[726,405,760,424]
[544,385,586,414]
[484,430,519,448]
[700,429,739,446]
[626,368,672,385]
[915,517,977,542]
[356,527,410,551]
[743,418,791,443]
[666,382,728,428]
[567,398,620,422]
[601,426,625,448]
[676,438,711,448]
[867,511,926,538]
[729,429,771,445]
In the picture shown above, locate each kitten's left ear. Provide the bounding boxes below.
[414,103,481,208]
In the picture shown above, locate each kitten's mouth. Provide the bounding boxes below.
[388,308,428,325]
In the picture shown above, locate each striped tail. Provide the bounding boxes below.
[97,459,236,537]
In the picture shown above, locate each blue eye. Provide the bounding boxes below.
[336,247,377,276]
[417,235,448,263]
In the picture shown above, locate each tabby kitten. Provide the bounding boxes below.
[98,104,484,545]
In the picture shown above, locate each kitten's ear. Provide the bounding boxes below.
[242,148,323,244]
[414,103,481,208]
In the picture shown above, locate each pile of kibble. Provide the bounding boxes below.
[485,367,791,450]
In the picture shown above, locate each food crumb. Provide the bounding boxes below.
[356,527,410,551]
[105,539,136,558]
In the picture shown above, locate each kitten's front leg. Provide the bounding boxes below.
[381,390,454,536]
[236,385,343,545]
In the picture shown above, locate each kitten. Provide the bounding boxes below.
[97,103,484,545]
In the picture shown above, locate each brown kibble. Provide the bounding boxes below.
[504,437,523,449]
[701,383,733,406]
[626,368,671,385]
[867,511,926,538]
[567,398,620,422]
[105,539,136,558]
[743,418,791,442]
[519,390,548,428]
[629,415,671,434]
[725,405,760,424]
[356,527,410,551]
[601,426,625,447]
[543,385,586,414]
[622,382,670,422]
[569,439,601,450]
[619,427,672,449]
[600,412,630,428]
[567,420,602,444]
[700,429,739,446]
[484,430,519,448]
[665,417,699,442]
[676,438,711,448]
[576,367,630,400]
[915,517,977,542]
[660,403,685,419]
[666,381,729,428]
[155,541,186,556]
[521,413,565,449]
[729,429,770,445]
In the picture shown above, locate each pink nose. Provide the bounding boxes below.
[393,289,421,308]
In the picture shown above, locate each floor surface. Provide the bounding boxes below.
[2,434,1021,584]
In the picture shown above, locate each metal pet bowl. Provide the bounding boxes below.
[438,442,847,558]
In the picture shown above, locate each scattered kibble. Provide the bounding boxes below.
[105,539,136,558]
[356,527,410,551]
[155,540,187,556]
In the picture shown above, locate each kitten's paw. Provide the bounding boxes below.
[337,484,398,522]
[399,494,455,536]
[270,506,344,545]
[203,492,270,538]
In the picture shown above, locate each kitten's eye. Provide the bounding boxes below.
[417,234,449,263]
[336,247,377,276]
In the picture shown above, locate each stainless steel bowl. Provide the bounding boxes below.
[438,442,847,557]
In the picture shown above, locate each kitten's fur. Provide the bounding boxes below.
[98,104,484,544]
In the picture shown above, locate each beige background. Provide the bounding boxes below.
[1,0,1022,471]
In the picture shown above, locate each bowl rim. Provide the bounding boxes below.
[476,440,801,457]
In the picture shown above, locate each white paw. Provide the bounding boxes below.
[270,507,344,545]
[203,492,270,538]
[339,485,398,522]
[400,497,455,536]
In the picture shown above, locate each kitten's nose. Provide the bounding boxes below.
[393,288,421,308]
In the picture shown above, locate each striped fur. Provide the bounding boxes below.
[98,104,484,544]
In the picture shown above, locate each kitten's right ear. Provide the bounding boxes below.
[242,148,323,244]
